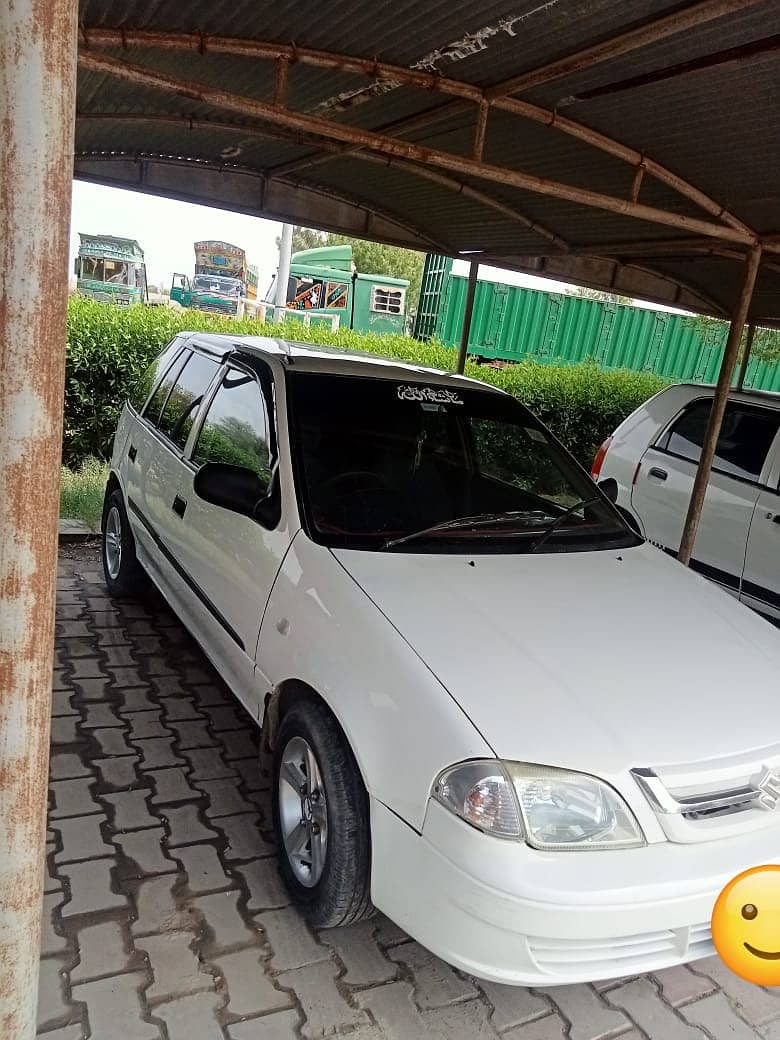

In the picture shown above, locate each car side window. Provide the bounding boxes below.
[133,340,184,414]
[145,348,191,425]
[192,368,272,490]
[156,352,221,449]
[660,401,779,482]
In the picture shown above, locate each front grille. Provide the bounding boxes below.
[528,922,713,977]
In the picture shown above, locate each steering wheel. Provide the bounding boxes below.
[320,471,394,495]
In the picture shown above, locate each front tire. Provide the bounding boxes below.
[272,698,373,927]
[102,488,146,598]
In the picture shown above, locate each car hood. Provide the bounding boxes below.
[332,542,780,775]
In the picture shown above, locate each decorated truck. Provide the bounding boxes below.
[74,234,148,305]
[266,244,409,334]
[170,241,258,318]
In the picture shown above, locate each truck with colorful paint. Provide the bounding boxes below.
[267,244,409,334]
[74,234,148,305]
[171,241,258,318]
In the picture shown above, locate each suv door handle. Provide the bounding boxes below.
[172,495,187,518]
[128,444,137,463]
[648,466,668,481]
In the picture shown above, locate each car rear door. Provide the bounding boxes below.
[741,426,780,619]
[630,399,778,595]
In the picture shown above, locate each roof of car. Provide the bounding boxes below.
[183,332,503,392]
[668,382,780,408]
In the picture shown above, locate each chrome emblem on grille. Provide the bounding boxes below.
[756,768,780,811]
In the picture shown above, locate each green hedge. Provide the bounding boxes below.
[65,296,667,468]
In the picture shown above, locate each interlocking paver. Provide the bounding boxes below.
[195,778,254,817]
[160,696,203,721]
[259,907,330,970]
[235,858,289,911]
[49,778,98,818]
[214,948,292,1018]
[104,790,159,831]
[103,645,138,669]
[93,755,141,787]
[683,991,763,1039]
[135,736,186,770]
[607,978,707,1039]
[152,992,223,1040]
[125,711,173,740]
[220,729,258,761]
[357,980,438,1040]
[72,972,161,1040]
[81,702,125,728]
[201,705,245,731]
[49,753,91,780]
[232,757,268,792]
[50,715,83,745]
[148,766,201,804]
[195,889,258,950]
[321,919,396,986]
[75,677,114,701]
[163,803,220,846]
[176,843,233,893]
[71,919,135,982]
[92,726,135,757]
[214,813,274,860]
[119,688,159,713]
[53,814,113,863]
[36,957,72,1031]
[40,892,68,955]
[59,858,127,916]
[167,719,218,749]
[115,827,178,877]
[692,957,780,1027]
[277,960,368,1039]
[425,999,501,1040]
[37,1027,86,1040]
[652,964,718,1007]
[228,1010,302,1040]
[181,746,238,779]
[137,931,217,1003]
[389,941,478,1009]
[132,875,193,936]
[109,665,150,688]
[189,682,231,707]
[52,689,80,717]
[44,844,62,893]
[480,982,551,1032]
[502,1016,567,1040]
[541,984,631,1040]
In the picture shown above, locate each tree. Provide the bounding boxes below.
[683,315,780,366]
[571,285,633,306]
[276,226,426,313]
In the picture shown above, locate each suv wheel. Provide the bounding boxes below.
[102,489,146,597]
[272,698,373,927]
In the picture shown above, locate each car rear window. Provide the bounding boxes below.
[659,400,779,482]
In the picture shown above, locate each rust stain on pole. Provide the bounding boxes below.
[736,322,756,391]
[677,246,762,567]
[0,1,77,1037]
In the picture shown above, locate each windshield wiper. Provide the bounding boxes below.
[528,495,603,553]
[383,510,552,550]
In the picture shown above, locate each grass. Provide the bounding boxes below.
[60,457,109,530]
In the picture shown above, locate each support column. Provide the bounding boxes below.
[0,2,77,1037]
[274,222,293,322]
[678,246,762,566]
[735,322,756,391]
[456,260,479,374]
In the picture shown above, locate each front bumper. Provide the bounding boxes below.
[370,797,780,985]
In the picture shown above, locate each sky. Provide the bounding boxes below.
[70,180,687,313]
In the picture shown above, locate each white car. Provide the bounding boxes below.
[593,383,780,621]
[103,334,780,986]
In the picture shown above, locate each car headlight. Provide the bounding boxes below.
[433,760,645,850]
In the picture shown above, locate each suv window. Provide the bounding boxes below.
[157,352,221,449]
[660,400,779,482]
[132,340,183,413]
[192,368,272,489]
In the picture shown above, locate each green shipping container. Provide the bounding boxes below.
[414,255,780,392]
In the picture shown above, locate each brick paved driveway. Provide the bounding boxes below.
[39,544,780,1040]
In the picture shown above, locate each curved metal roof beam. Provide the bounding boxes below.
[76,50,758,247]
[78,27,754,235]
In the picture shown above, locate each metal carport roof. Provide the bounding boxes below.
[73,0,780,322]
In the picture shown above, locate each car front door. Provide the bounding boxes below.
[175,359,293,712]
[741,429,780,620]
[631,399,779,595]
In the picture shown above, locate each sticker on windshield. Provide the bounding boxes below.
[397,385,463,405]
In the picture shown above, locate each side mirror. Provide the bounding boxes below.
[598,476,619,503]
[193,462,267,518]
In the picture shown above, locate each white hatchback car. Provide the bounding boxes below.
[593,384,780,621]
[103,334,780,986]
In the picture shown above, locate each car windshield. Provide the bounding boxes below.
[288,373,639,553]
[192,275,242,296]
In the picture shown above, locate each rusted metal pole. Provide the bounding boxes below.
[0,2,77,1037]
[678,246,762,566]
[735,322,756,391]
[456,261,480,374]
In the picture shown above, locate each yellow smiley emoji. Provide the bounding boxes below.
[711,865,780,985]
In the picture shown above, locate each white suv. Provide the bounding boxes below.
[103,335,780,986]
[593,384,780,621]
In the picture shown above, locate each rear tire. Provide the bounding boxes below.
[102,488,146,598]
[272,698,373,928]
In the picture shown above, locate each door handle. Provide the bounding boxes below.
[648,467,668,481]
[128,444,137,463]
[771,514,780,525]
[172,495,187,518]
